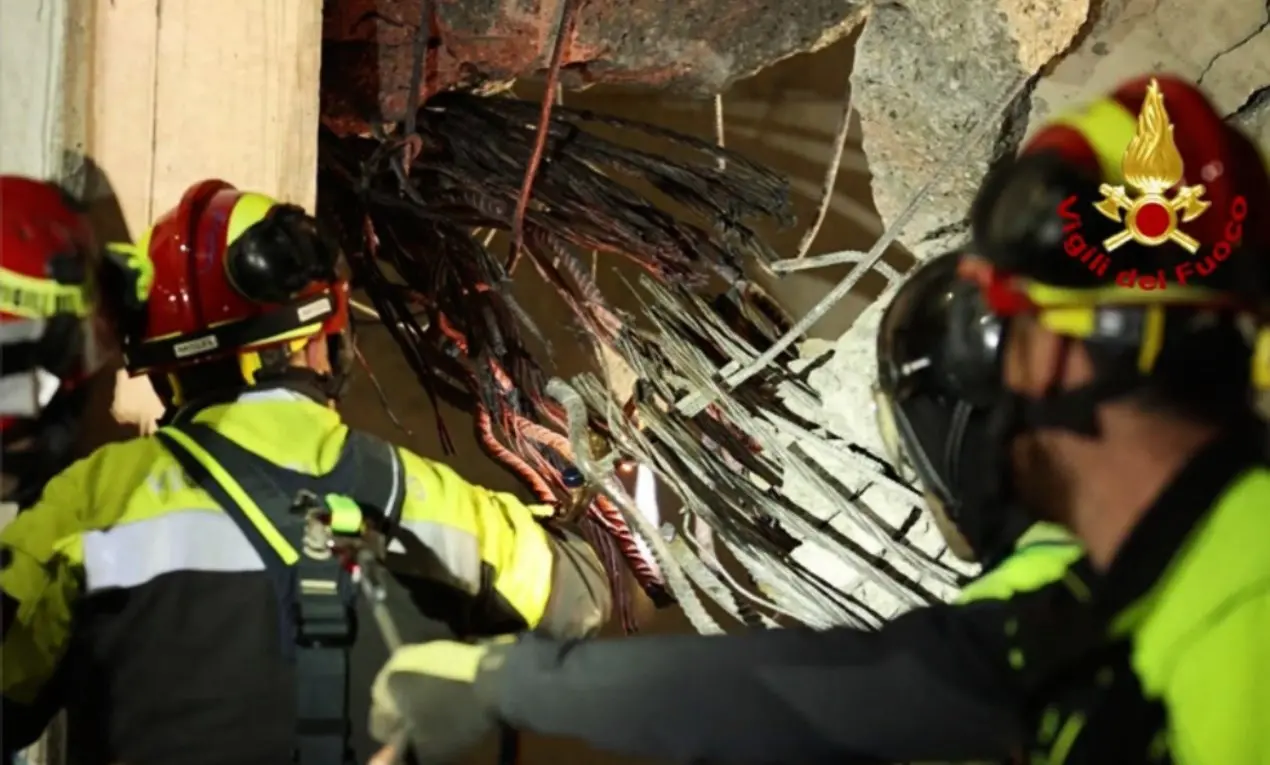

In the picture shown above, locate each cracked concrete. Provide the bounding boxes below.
[849,0,1090,259]
[848,0,1270,262]
[1029,0,1270,133]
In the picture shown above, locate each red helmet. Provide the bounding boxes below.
[0,175,102,425]
[971,74,1270,301]
[117,180,349,383]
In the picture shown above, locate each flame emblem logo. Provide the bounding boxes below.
[1093,78,1210,253]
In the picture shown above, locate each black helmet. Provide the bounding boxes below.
[875,251,1031,564]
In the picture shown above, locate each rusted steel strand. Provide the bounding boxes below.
[437,313,573,503]
[396,0,432,174]
[418,94,782,276]
[439,313,657,590]
[506,0,582,276]
[476,409,558,502]
[330,214,655,610]
[594,494,663,587]
[527,230,622,340]
[319,92,793,608]
[402,0,431,140]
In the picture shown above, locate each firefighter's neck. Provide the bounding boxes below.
[1063,407,1220,570]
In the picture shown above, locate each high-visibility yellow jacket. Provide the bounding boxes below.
[0,388,609,764]
[1024,430,1270,764]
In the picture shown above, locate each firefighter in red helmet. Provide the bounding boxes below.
[0,176,107,510]
[110,180,356,404]
[0,180,611,765]
[945,74,1270,761]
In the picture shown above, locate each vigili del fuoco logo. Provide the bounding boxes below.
[1057,78,1248,290]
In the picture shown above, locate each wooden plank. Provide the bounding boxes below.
[83,0,323,230]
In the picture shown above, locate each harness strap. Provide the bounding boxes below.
[154,421,404,765]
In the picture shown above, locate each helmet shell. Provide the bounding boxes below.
[972,74,1270,299]
[126,179,349,374]
[0,176,96,320]
[0,176,100,432]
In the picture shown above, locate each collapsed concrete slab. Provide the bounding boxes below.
[852,0,1270,261]
[321,0,868,134]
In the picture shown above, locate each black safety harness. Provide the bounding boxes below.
[154,414,405,765]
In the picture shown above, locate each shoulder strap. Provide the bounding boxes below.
[153,426,298,568]
[335,429,406,530]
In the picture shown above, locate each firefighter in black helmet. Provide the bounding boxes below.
[947,74,1270,762]
[362,251,1097,765]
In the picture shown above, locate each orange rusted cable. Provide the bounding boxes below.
[436,312,469,353]
[476,409,557,502]
[505,0,581,276]
[513,416,573,456]
[487,358,515,392]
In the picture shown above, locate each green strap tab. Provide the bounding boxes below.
[326,493,363,535]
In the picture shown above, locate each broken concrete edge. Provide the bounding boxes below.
[319,0,871,132]
[850,0,1094,257]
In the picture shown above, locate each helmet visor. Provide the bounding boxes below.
[870,384,962,503]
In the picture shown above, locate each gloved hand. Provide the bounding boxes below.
[369,635,516,764]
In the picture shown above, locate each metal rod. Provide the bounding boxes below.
[673,73,1032,416]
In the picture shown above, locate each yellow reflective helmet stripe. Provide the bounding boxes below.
[0,267,88,318]
[1021,281,1228,378]
[1254,328,1270,390]
[106,229,157,307]
[1137,304,1166,373]
[1049,97,1138,184]
[225,192,280,248]
[156,426,300,565]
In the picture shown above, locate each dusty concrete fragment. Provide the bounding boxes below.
[850,0,1090,259]
[1027,0,1270,131]
[322,0,867,133]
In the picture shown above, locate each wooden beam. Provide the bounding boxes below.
[81,0,324,227]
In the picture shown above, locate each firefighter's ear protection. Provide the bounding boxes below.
[102,242,155,313]
[225,205,338,305]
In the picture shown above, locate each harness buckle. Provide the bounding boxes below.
[291,491,360,648]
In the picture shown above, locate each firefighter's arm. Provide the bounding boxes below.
[383,450,610,639]
[1166,590,1270,765]
[373,599,1026,764]
[1,460,89,752]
